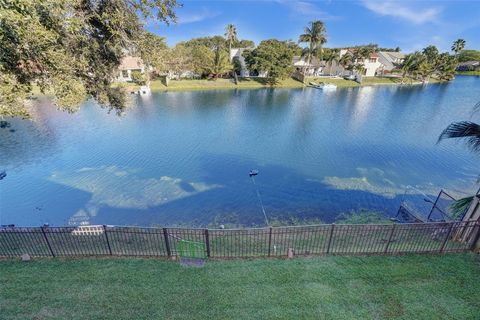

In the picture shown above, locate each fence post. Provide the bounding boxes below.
[439,223,455,253]
[268,227,273,257]
[41,226,55,257]
[384,224,396,254]
[326,224,335,254]
[470,222,480,252]
[103,225,112,255]
[427,192,441,221]
[205,229,211,258]
[163,228,171,258]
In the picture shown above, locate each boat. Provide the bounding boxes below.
[309,82,337,90]
[0,171,6,180]
[249,169,259,177]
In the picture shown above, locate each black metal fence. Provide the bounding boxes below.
[0,221,478,259]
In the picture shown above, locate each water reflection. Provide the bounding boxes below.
[0,77,478,226]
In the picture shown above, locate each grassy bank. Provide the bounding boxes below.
[121,76,446,93]
[148,77,304,91]
[1,254,479,319]
[306,76,442,88]
[456,71,480,76]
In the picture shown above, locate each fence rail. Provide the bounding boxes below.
[0,221,478,259]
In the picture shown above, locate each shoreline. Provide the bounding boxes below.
[122,76,447,93]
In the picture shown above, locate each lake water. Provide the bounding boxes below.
[1,76,479,227]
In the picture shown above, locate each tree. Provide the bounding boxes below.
[225,24,238,57]
[202,46,232,79]
[458,50,480,63]
[398,53,417,84]
[397,46,457,84]
[234,39,255,48]
[135,32,168,81]
[438,103,480,216]
[338,52,354,73]
[324,49,340,75]
[162,44,195,81]
[299,21,327,75]
[436,53,457,81]
[130,70,146,85]
[243,39,295,85]
[451,39,466,57]
[0,0,179,118]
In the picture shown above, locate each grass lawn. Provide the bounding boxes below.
[147,77,305,92]
[456,71,480,76]
[1,254,479,320]
[306,76,443,88]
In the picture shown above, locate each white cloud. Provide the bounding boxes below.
[177,7,220,24]
[361,0,441,24]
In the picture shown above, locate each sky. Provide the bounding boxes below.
[146,0,480,53]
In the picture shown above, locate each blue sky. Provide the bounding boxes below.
[147,0,480,53]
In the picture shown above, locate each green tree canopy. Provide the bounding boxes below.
[0,0,179,118]
[458,50,480,62]
[243,39,295,85]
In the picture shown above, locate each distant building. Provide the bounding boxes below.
[230,48,250,77]
[377,51,405,74]
[330,49,382,77]
[292,56,325,77]
[457,61,480,71]
[117,56,145,82]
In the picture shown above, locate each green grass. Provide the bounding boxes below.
[1,254,479,319]
[126,75,446,93]
[306,76,444,88]
[456,71,480,76]
[147,77,305,92]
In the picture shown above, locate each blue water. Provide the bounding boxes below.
[1,76,479,227]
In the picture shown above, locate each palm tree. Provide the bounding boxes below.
[436,53,457,81]
[438,121,480,153]
[398,53,416,84]
[338,52,353,75]
[451,39,466,57]
[324,49,340,75]
[438,102,480,216]
[225,24,238,59]
[299,20,327,75]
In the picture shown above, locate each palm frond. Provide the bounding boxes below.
[437,121,480,153]
[473,101,480,114]
[449,196,474,219]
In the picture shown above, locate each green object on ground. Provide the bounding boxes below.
[177,240,207,259]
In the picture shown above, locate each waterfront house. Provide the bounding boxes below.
[332,49,382,77]
[377,51,405,75]
[457,61,480,71]
[292,56,325,77]
[230,48,250,77]
[117,56,145,82]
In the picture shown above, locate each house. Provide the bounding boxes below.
[117,56,145,82]
[456,61,480,71]
[230,48,250,77]
[332,49,382,77]
[230,47,269,78]
[292,56,325,77]
[377,51,405,74]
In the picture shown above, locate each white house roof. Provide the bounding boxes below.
[293,56,325,67]
[119,56,144,71]
[379,51,405,61]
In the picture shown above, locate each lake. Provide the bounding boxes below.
[1,76,479,227]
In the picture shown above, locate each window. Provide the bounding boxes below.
[369,58,377,63]
[122,70,129,78]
